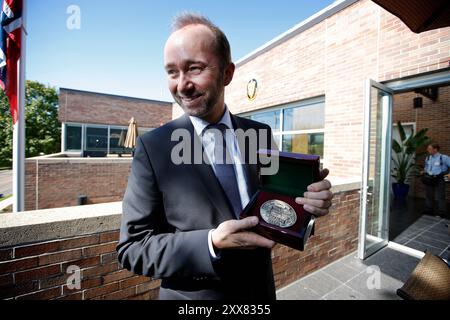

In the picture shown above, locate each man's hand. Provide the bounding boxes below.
[295,168,333,217]
[211,217,275,250]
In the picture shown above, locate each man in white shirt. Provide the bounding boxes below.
[423,143,450,217]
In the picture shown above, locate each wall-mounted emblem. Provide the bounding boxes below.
[247,79,258,101]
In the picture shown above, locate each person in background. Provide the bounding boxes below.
[423,144,450,217]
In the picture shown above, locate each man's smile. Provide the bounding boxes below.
[180,93,203,104]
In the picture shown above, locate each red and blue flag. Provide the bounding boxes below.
[0,0,22,124]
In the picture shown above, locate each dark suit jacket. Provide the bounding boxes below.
[117,113,277,300]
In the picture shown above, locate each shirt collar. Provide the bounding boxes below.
[431,153,441,158]
[189,105,234,137]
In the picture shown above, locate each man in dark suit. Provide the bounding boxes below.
[117,13,334,300]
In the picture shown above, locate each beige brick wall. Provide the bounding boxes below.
[59,88,173,129]
[221,0,450,180]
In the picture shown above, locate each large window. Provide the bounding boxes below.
[63,123,152,155]
[245,97,325,158]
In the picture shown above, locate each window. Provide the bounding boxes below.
[242,97,325,158]
[109,128,128,154]
[63,123,154,155]
[282,133,324,156]
[283,103,324,131]
[249,110,281,133]
[65,125,82,151]
[85,126,108,152]
[138,128,151,137]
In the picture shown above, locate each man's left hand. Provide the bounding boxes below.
[295,169,333,217]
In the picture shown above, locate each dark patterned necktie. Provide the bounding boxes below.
[204,123,242,218]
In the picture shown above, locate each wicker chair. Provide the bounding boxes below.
[397,251,450,300]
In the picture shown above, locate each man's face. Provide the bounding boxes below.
[427,145,438,155]
[164,25,230,119]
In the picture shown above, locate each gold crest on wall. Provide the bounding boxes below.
[247,79,258,101]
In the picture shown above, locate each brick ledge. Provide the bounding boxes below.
[0,178,360,249]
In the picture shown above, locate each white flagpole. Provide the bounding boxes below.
[12,0,27,213]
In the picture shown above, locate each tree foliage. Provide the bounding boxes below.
[0,81,61,167]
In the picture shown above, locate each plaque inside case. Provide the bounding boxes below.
[240,150,321,251]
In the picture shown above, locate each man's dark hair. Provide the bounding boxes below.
[430,143,441,151]
[171,12,232,71]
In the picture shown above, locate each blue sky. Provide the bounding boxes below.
[27,0,335,102]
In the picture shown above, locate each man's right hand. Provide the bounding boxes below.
[211,217,275,250]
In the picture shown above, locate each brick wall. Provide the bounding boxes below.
[59,88,173,128]
[221,0,450,180]
[393,85,450,202]
[0,188,360,300]
[0,230,159,300]
[25,158,131,211]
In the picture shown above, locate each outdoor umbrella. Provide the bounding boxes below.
[124,117,139,150]
[372,0,450,33]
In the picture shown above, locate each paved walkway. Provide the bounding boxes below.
[392,214,450,260]
[0,170,12,197]
[277,247,421,300]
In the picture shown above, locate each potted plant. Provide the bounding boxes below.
[391,121,430,201]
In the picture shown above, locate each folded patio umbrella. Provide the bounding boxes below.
[372,0,450,33]
[124,117,139,149]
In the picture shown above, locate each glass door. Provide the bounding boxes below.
[358,79,394,260]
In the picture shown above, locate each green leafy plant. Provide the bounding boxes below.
[0,81,61,167]
[391,121,430,185]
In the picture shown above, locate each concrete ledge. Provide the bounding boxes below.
[0,202,122,248]
[330,177,361,194]
[25,157,132,164]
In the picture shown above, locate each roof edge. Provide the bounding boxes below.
[59,87,173,106]
[235,0,360,67]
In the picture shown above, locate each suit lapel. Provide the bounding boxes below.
[177,114,235,221]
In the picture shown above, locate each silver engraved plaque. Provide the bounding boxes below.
[260,200,297,228]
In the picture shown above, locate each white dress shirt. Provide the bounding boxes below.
[189,106,251,259]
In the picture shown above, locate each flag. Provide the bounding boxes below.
[0,0,23,124]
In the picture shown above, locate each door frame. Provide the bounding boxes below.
[358,79,394,260]
[358,68,450,260]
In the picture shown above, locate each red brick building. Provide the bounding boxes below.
[22,89,173,211]
[59,88,172,156]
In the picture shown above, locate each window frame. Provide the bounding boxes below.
[64,123,83,152]
[63,122,154,154]
[239,96,325,158]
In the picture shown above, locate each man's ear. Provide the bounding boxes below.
[223,63,235,86]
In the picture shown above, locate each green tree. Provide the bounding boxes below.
[0,81,61,167]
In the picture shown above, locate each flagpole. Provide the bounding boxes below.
[12,0,26,213]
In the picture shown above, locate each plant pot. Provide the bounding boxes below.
[392,183,410,201]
